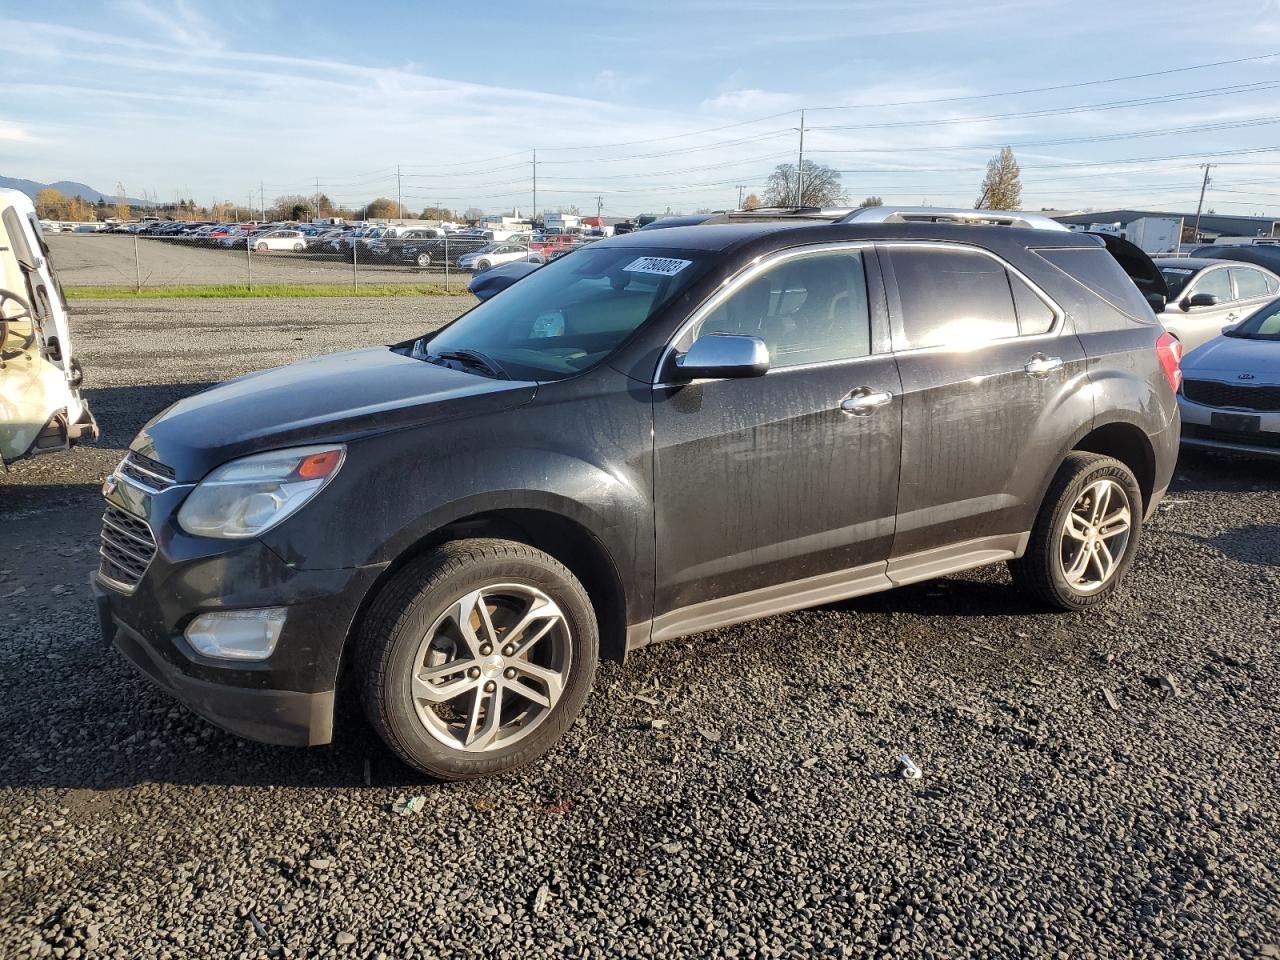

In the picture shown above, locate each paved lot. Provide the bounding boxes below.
[2,297,1279,959]
[45,234,467,288]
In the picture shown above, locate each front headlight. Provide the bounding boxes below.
[177,445,345,539]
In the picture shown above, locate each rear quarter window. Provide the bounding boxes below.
[1034,247,1156,323]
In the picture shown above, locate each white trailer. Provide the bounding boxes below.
[1125,216,1182,254]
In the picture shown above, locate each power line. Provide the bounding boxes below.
[810,81,1280,133]
[806,51,1279,112]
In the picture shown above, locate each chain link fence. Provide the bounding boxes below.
[44,226,590,292]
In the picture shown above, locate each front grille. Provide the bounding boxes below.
[1183,379,1280,411]
[1183,423,1280,450]
[119,451,176,490]
[99,505,158,592]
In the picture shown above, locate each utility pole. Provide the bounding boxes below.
[396,164,402,220]
[795,109,806,207]
[736,184,746,209]
[259,181,265,222]
[595,194,603,221]
[314,176,320,223]
[1193,163,1214,241]
[531,149,538,222]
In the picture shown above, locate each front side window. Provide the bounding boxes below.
[683,248,872,368]
[1231,298,1280,340]
[421,245,707,381]
[889,246,1018,349]
[1190,267,1232,302]
[1231,267,1271,300]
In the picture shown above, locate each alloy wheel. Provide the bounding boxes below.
[409,584,572,752]
[1058,478,1131,594]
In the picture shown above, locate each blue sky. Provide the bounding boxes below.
[2,0,1279,216]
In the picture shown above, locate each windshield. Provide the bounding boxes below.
[1159,266,1198,298]
[418,246,707,381]
[1229,298,1280,340]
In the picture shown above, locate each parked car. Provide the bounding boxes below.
[467,260,542,300]
[458,242,545,272]
[252,228,308,253]
[1150,257,1280,353]
[1178,295,1280,458]
[0,188,97,463]
[392,235,489,268]
[94,206,1181,780]
[1190,243,1280,275]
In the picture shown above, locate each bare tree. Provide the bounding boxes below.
[859,196,883,208]
[975,146,1022,210]
[764,160,846,207]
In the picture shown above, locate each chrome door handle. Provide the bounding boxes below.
[840,389,893,416]
[1024,354,1063,379]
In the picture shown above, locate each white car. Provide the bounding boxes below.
[252,229,307,253]
[458,242,544,272]
[1151,257,1280,354]
[1178,296,1280,459]
[0,188,97,463]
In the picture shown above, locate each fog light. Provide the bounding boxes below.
[185,608,287,661]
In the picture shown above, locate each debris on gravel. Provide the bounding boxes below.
[2,297,1278,958]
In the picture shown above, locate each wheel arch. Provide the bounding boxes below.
[1070,420,1156,512]
[344,506,630,671]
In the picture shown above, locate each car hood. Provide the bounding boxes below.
[131,346,536,481]
[1182,335,1280,383]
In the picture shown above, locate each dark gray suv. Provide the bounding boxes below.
[94,207,1183,780]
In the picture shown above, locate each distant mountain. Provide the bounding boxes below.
[0,175,153,207]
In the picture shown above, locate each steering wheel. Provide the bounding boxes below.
[0,289,37,354]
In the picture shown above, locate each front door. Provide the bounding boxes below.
[651,244,901,635]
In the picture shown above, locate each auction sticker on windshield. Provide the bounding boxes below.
[623,256,692,276]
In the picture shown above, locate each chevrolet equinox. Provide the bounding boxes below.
[94,207,1183,780]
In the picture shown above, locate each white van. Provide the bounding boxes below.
[0,188,97,464]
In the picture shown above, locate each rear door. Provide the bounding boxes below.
[1228,266,1278,326]
[651,243,901,632]
[880,242,1087,572]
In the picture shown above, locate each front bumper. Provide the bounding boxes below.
[1177,393,1280,460]
[94,492,387,746]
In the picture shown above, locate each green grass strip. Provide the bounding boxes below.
[64,283,467,300]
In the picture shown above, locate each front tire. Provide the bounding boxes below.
[415,252,431,267]
[357,539,598,780]
[1008,453,1143,610]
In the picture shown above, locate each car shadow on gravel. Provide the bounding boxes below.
[1171,450,1280,492]
[82,382,216,447]
[836,574,1053,619]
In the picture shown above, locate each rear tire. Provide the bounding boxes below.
[357,539,598,780]
[1008,453,1143,611]
[255,243,267,253]
[416,252,431,267]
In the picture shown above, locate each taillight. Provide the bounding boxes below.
[1155,332,1183,393]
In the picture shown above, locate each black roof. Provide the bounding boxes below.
[1150,257,1220,269]
[594,219,1104,255]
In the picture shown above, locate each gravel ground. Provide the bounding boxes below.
[46,235,468,288]
[2,297,1279,959]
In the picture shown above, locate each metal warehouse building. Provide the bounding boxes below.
[1051,209,1280,240]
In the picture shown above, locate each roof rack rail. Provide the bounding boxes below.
[840,206,1069,232]
[718,206,854,220]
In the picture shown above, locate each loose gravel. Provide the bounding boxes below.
[2,297,1279,959]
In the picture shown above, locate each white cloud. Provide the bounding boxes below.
[0,120,37,142]
[113,0,223,49]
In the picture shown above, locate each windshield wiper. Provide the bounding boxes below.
[428,348,511,380]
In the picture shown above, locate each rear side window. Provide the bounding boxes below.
[1036,247,1155,321]
[1009,276,1056,336]
[1231,267,1271,299]
[888,247,1018,349]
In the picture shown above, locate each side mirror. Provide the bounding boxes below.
[673,333,770,381]
[1183,292,1218,310]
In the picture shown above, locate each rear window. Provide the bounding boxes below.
[1036,247,1156,321]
